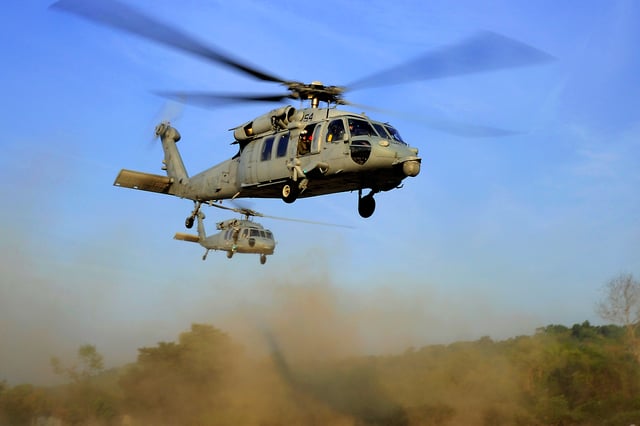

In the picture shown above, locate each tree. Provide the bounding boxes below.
[50,345,116,424]
[596,273,640,360]
[119,323,242,424]
[0,384,48,426]
[51,344,104,383]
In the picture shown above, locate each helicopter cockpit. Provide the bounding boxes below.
[240,227,274,241]
[343,117,405,144]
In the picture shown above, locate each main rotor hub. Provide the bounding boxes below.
[286,81,345,107]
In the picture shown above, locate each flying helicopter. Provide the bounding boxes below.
[51,0,555,227]
[174,210,275,264]
[173,203,350,264]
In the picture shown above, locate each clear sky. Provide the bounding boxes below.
[1,0,639,384]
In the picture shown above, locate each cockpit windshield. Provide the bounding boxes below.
[384,125,406,144]
[372,123,389,139]
[347,118,377,137]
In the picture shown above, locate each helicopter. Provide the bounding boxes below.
[173,203,350,264]
[174,210,275,264]
[51,0,555,227]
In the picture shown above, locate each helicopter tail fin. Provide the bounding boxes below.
[114,122,191,196]
[174,232,200,243]
[155,122,188,182]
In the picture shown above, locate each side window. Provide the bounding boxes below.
[261,136,275,161]
[297,124,316,156]
[276,132,289,157]
[326,119,345,143]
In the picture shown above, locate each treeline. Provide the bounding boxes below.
[1,321,640,425]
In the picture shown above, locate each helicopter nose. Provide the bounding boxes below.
[403,160,420,177]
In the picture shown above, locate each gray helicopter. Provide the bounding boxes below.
[52,0,554,227]
[174,210,275,264]
[174,203,350,264]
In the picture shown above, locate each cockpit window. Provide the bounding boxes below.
[265,230,273,239]
[326,119,345,143]
[250,229,260,237]
[372,123,390,139]
[347,118,377,137]
[384,125,406,144]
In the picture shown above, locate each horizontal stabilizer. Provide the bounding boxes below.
[114,169,173,194]
[174,232,200,243]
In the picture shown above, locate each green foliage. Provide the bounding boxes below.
[47,344,118,425]
[2,321,640,425]
[118,323,242,425]
[51,344,105,383]
[0,384,49,426]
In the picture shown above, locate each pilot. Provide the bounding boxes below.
[327,120,345,143]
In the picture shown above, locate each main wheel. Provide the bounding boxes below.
[260,254,267,265]
[358,195,376,218]
[281,180,299,204]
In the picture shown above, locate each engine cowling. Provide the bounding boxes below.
[233,106,298,141]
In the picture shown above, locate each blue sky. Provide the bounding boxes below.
[1,0,639,384]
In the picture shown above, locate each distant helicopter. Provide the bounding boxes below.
[174,203,349,264]
[174,210,275,264]
[51,0,554,227]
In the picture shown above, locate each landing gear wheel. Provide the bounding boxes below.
[260,254,267,265]
[358,195,376,218]
[185,216,195,229]
[186,202,201,229]
[281,180,300,204]
[226,251,234,259]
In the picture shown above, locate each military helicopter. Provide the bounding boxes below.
[174,203,349,264]
[51,0,554,227]
[174,210,275,264]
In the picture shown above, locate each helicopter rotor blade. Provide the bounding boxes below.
[342,100,517,138]
[259,214,354,229]
[346,31,555,91]
[50,0,288,84]
[209,202,353,229]
[153,91,293,108]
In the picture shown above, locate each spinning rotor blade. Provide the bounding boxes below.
[210,203,353,229]
[259,213,354,229]
[50,0,287,84]
[346,31,555,91]
[154,91,293,108]
[343,100,517,138]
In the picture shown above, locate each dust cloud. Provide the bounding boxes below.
[0,139,544,424]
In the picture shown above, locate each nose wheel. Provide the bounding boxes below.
[358,189,376,218]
